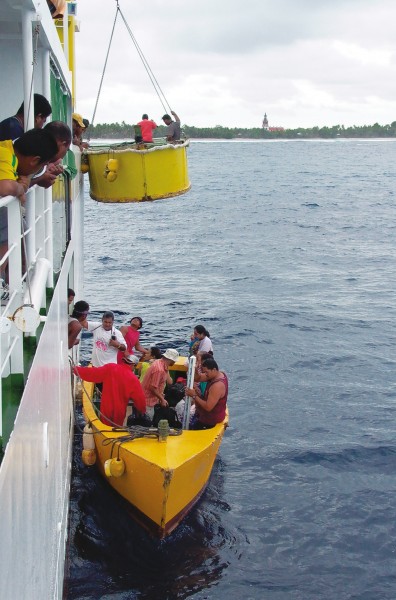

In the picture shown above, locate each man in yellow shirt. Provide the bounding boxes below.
[0,128,58,285]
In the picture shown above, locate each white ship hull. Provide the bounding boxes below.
[0,1,83,597]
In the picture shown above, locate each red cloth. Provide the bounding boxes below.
[76,363,146,426]
[137,119,157,142]
[117,326,140,364]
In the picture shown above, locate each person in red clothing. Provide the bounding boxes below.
[117,316,147,364]
[73,354,146,427]
[137,114,157,143]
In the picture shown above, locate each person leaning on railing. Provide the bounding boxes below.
[0,129,58,283]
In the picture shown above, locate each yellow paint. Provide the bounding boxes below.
[81,375,228,535]
[87,142,191,203]
[55,11,77,104]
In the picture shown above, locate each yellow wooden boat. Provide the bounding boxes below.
[81,358,228,537]
[84,140,191,203]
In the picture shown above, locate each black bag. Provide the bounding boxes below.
[164,382,185,408]
[127,408,152,428]
[152,404,182,429]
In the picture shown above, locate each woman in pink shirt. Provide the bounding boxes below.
[117,316,148,363]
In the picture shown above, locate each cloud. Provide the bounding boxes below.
[75,0,396,129]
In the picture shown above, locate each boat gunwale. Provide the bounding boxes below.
[85,139,190,155]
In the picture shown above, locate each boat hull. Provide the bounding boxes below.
[86,141,191,203]
[82,380,227,537]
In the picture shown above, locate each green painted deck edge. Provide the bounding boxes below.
[1,286,56,454]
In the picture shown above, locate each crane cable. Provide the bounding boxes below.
[117,6,172,115]
[90,0,172,134]
[90,3,120,132]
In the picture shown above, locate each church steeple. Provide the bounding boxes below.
[262,113,269,130]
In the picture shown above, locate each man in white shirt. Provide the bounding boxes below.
[86,311,126,367]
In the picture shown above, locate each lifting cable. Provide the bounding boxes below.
[90,0,172,132]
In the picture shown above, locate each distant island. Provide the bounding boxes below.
[88,121,396,140]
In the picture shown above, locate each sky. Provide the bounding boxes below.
[74,0,396,130]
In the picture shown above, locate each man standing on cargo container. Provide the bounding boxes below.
[161,110,181,142]
[137,114,157,143]
[73,354,146,426]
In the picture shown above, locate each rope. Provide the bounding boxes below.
[89,1,120,133]
[117,7,171,115]
[90,0,173,136]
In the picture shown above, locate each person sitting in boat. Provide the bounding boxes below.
[0,93,52,141]
[137,114,157,143]
[141,348,179,421]
[161,110,181,143]
[138,346,162,382]
[117,316,148,364]
[68,300,89,349]
[73,354,146,427]
[193,324,213,355]
[185,358,228,430]
[84,311,126,367]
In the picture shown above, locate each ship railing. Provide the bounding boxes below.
[0,177,69,438]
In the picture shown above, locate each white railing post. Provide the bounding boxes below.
[25,187,36,269]
[22,10,34,131]
[7,198,24,375]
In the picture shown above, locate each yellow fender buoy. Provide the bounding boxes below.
[83,424,95,450]
[104,457,125,477]
[81,424,96,465]
[107,158,119,172]
[104,458,113,477]
[110,457,125,477]
[82,448,96,466]
[103,158,119,183]
[106,171,118,182]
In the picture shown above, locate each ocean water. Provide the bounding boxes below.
[64,139,396,600]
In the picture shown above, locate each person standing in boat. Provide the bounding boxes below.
[68,300,89,349]
[85,311,126,367]
[137,114,157,143]
[73,354,146,427]
[161,110,181,142]
[117,316,148,364]
[193,324,213,354]
[138,346,162,382]
[185,358,228,430]
[141,349,179,421]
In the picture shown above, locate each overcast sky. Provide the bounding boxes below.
[74,0,396,129]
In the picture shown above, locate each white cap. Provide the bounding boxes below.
[163,348,179,362]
